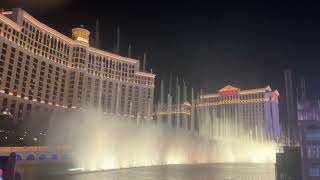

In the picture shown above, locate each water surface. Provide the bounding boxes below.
[65,163,275,180]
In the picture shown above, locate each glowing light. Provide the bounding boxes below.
[47,108,278,171]
[69,168,84,171]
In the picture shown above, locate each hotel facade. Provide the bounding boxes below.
[297,100,320,179]
[0,8,155,122]
[153,101,192,129]
[196,85,281,142]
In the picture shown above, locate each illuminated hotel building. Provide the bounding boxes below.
[153,101,192,129]
[196,85,281,141]
[0,8,155,122]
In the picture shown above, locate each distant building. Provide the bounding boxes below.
[0,8,155,122]
[297,100,320,179]
[275,146,302,180]
[153,101,191,129]
[196,85,281,142]
[153,76,195,130]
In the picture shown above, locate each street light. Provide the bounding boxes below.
[0,108,12,131]
[0,108,12,117]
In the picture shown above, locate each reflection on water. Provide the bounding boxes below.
[66,164,275,180]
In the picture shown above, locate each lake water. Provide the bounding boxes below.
[61,163,275,180]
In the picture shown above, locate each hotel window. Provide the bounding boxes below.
[1,48,6,55]
[26,103,31,111]
[2,98,8,107]
[309,167,320,177]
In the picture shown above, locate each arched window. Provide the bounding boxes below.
[62,153,69,160]
[38,154,47,160]
[15,153,22,160]
[51,154,58,160]
[26,154,35,160]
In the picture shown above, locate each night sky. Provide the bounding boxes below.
[4,0,320,99]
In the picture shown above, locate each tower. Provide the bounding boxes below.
[72,26,90,44]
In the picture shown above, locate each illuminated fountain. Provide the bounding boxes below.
[47,77,277,171]
[48,108,276,172]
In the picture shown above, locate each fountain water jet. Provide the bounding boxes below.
[48,106,277,172]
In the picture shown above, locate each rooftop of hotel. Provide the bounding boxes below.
[0,8,155,78]
[200,85,279,99]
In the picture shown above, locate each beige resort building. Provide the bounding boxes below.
[0,8,155,122]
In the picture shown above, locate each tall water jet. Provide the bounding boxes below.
[167,94,172,127]
[142,53,147,72]
[97,74,103,111]
[115,84,120,115]
[49,106,277,169]
[182,80,188,129]
[129,101,133,120]
[128,44,132,58]
[168,73,172,96]
[191,88,195,132]
[160,79,165,123]
[175,77,180,128]
[147,98,152,120]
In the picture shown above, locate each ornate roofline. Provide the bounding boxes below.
[200,85,276,99]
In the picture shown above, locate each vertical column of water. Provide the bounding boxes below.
[228,104,232,138]
[198,93,203,137]
[168,74,172,99]
[191,88,195,132]
[219,97,223,138]
[98,74,103,111]
[234,103,238,138]
[182,80,187,129]
[177,85,181,128]
[257,104,261,142]
[255,125,258,142]
[115,83,120,115]
[157,102,161,124]
[230,101,233,138]
[215,107,219,139]
[199,89,207,137]
[167,94,172,127]
[229,103,233,138]
[239,103,244,139]
[175,77,180,128]
[129,101,133,121]
[222,97,227,138]
[137,112,140,126]
[147,98,152,122]
[257,108,262,143]
[210,107,214,139]
[226,101,229,138]
[142,94,148,124]
[232,103,235,138]
[168,75,172,127]
[216,105,220,138]
[207,106,211,139]
[217,105,224,138]
[226,103,230,138]
[211,106,216,139]
[160,79,164,124]
[261,125,264,144]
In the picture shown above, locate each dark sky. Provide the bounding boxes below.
[4,0,320,99]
